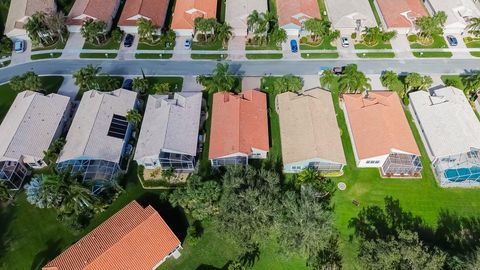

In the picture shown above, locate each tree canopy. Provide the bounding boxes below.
[197,63,237,93]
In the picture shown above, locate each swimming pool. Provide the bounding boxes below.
[444,167,480,182]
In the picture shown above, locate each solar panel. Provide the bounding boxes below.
[107,114,128,139]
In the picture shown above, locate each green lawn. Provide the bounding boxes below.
[79,53,117,59]
[440,75,466,90]
[246,53,283,59]
[192,39,225,51]
[368,0,382,26]
[32,37,68,52]
[357,52,395,58]
[82,38,121,50]
[146,76,183,94]
[191,54,227,60]
[464,38,480,57]
[301,53,339,59]
[300,37,336,50]
[246,44,282,50]
[135,53,173,59]
[317,0,328,19]
[137,38,175,50]
[412,51,453,58]
[31,53,62,60]
[354,42,392,50]
[410,34,448,49]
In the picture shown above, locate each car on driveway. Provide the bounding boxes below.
[333,66,345,75]
[341,37,349,48]
[122,79,133,90]
[184,39,192,49]
[290,39,298,53]
[446,35,458,46]
[124,34,134,47]
[14,39,25,53]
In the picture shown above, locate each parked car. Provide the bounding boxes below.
[446,35,458,46]
[341,37,349,48]
[124,34,134,47]
[290,39,298,53]
[184,39,192,49]
[14,39,25,53]
[122,79,133,90]
[332,66,345,75]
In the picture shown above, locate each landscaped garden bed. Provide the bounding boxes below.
[408,34,451,58]
[464,37,480,57]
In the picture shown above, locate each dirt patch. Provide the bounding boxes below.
[143,168,189,184]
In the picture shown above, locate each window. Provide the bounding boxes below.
[292,165,302,171]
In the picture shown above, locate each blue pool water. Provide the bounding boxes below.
[444,167,480,182]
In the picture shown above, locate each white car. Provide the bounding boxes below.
[14,40,25,53]
[341,37,349,48]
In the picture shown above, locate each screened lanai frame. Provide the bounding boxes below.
[57,159,121,182]
[433,149,480,185]
[0,160,28,190]
[381,153,423,176]
[211,156,248,167]
[159,151,195,172]
[308,161,344,172]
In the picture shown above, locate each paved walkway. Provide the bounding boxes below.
[61,33,85,59]
[227,36,246,60]
[242,76,262,90]
[301,75,320,90]
[57,76,79,99]
[182,76,202,92]
[368,74,388,90]
[391,35,414,59]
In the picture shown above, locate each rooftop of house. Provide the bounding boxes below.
[276,88,346,165]
[42,201,181,270]
[276,0,321,28]
[134,92,202,160]
[118,0,169,28]
[171,0,217,30]
[409,86,480,158]
[4,0,56,36]
[209,90,269,160]
[57,89,137,164]
[343,91,420,160]
[426,0,480,28]
[225,0,268,32]
[375,0,429,28]
[0,91,69,162]
[67,0,120,25]
[325,0,377,29]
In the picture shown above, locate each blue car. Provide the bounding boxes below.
[290,40,298,53]
[446,35,458,46]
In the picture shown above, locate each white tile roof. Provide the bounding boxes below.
[58,89,137,163]
[225,0,268,35]
[0,91,70,162]
[134,92,202,160]
[409,86,480,159]
[4,0,56,37]
[325,0,377,30]
[427,0,480,30]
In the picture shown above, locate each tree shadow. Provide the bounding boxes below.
[0,206,14,261]
[137,192,189,242]
[196,264,223,270]
[435,210,480,255]
[30,239,62,270]
[239,242,261,267]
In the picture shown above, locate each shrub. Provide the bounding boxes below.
[299,36,308,43]
[444,78,461,88]
[407,35,417,42]
[464,37,473,43]
[351,32,357,39]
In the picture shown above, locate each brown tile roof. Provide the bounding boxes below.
[67,0,120,26]
[375,0,428,28]
[43,201,181,270]
[4,0,56,36]
[343,91,420,160]
[171,0,217,30]
[276,0,321,28]
[118,0,169,28]
[209,90,269,160]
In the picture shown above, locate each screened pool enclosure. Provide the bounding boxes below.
[433,149,480,186]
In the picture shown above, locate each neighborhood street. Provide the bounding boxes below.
[0,58,478,84]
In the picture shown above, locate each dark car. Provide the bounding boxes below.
[446,35,458,46]
[333,66,345,75]
[122,79,133,90]
[124,34,134,47]
[290,39,298,53]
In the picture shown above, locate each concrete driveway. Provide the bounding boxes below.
[173,36,192,60]
[61,32,85,59]
[117,34,139,60]
[446,34,470,59]
[390,35,413,59]
[182,76,203,92]
[282,36,301,60]
[336,36,357,59]
[228,36,246,60]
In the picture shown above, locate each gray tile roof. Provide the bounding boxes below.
[325,0,377,30]
[58,89,137,163]
[0,91,70,161]
[134,92,202,160]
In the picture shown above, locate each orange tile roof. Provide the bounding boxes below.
[276,0,321,28]
[118,0,169,28]
[171,0,217,30]
[343,91,420,160]
[209,90,269,160]
[67,0,120,26]
[375,0,428,28]
[43,201,181,270]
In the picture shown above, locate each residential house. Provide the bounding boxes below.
[374,0,429,34]
[209,90,269,167]
[276,88,346,173]
[57,89,137,182]
[118,0,170,34]
[343,91,422,176]
[42,201,182,270]
[409,87,480,187]
[424,0,480,34]
[4,0,56,38]
[171,0,217,37]
[0,91,70,190]
[134,92,202,172]
[276,0,321,36]
[225,0,268,37]
[66,0,122,32]
[325,0,377,35]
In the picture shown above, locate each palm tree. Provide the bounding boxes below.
[0,181,10,202]
[304,18,331,42]
[273,74,303,93]
[153,82,170,94]
[197,63,236,94]
[9,75,24,92]
[320,70,336,90]
[137,17,157,43]
[24,11,48,45]
[132,77,150,94]
[45,11,67,43]
[380,70,399,88]
[415,13,445,43]
[247,10,261,34]
[338,64,371,94]
[467,17,480,37]
[126,109,142,126]
[215,23,233,47]
[463,71,480,100]
[268,26,287,46]
[23,71,42,91]
[81,18,107,44]
[362,27,382,46]
[264,11,278,30]
[73,64,102,91]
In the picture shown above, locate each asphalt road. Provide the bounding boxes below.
[0,58,478,83]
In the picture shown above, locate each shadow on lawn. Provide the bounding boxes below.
[0,206,14,261]
[30,239,62,270]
